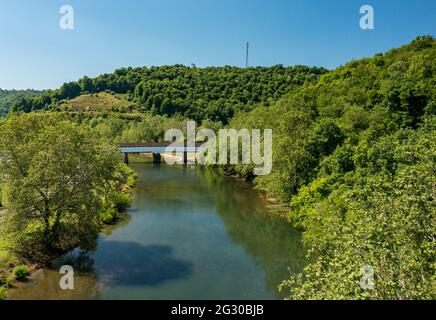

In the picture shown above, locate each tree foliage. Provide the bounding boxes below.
[0,89,42,116]
[11,65,326,123]
[0,113,128,262]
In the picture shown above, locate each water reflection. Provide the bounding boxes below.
[199,168,306,295]
[55,242,193,286]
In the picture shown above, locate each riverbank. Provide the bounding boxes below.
[216,168,293,219]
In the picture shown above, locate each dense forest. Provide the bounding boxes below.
[1,36,435,300]
[0,89,41,116]
[11,65,326,123]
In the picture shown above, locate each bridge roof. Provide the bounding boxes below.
[119,142,204,147]
[119,142,204,153]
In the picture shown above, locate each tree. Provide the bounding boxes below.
[57,82,81,100]
[78,76,93,93]
[0,113,126,262]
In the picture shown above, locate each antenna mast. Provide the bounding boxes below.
[245,42,249,68]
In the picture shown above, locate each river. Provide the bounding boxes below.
[8,158,305,300]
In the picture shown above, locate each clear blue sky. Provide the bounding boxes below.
[0,0,434,90]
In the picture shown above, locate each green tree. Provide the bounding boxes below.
[78,76,93,93]
[0,113,126,261]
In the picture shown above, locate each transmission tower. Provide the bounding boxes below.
[245,42,249,68]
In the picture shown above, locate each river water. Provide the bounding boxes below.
[8,159,305,300]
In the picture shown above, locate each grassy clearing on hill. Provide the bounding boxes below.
[59,92,140,113]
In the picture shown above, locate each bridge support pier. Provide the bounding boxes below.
[124,153,129,165]
[153,153,161,164]
[183,151,188,165]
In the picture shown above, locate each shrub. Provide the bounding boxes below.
[100,207,118,224]
[112,191,132,211]
[126,171,138,188]
[0,286,6,300]
[13,265,29,281]
[0,273,13,288]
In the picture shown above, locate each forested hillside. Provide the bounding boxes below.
[0,89,41,116]
[227,35,435,299]
[11,65,326,123]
